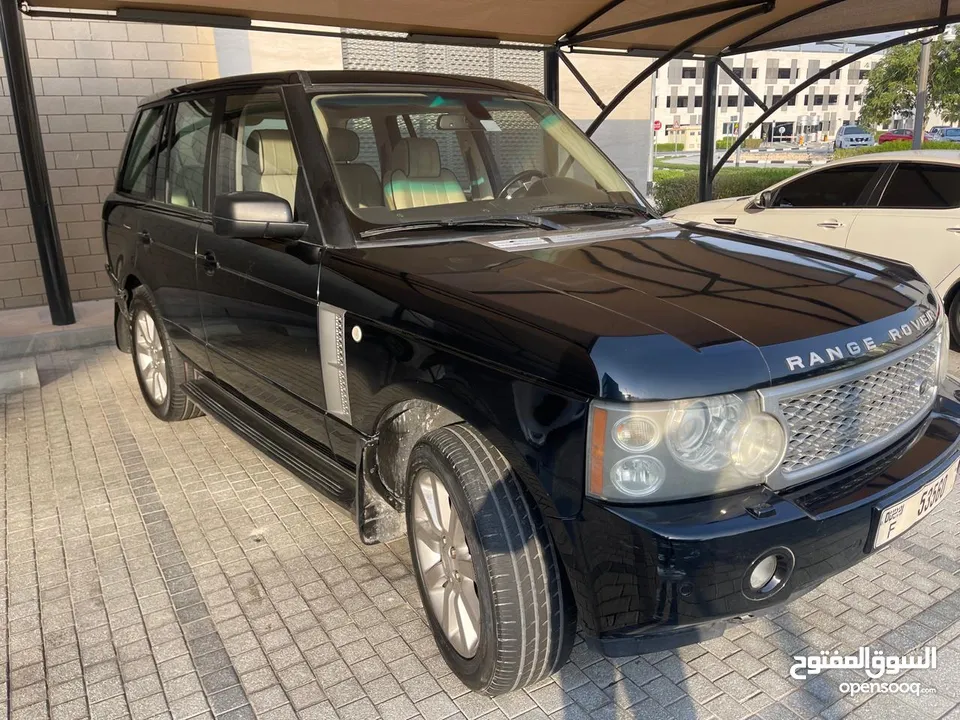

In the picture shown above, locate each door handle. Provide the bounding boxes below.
[137,230,152,245]
[201,250,218,275]
[948,227,960,234]
[817,220,843,229]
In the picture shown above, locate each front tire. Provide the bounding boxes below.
[130,287,202,422]
[949,292,960,350]
[405,424,575,696]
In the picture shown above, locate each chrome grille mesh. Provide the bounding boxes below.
[778,339,939,476]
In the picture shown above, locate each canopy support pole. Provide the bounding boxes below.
[913,38,932,150]
[713,26,940,179]
[699,58,719,201]
[0,1,74,324]
[717,58,767,111]
[544,47,560,105]
[584,1,773,137]
[558,51,605,109]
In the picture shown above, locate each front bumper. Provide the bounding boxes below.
[565,380,960,656]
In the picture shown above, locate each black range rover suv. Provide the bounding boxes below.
[104,70,960,695]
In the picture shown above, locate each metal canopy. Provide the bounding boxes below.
[24,0,960,55]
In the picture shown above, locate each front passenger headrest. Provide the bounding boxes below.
[327,127,360,162]
[391,137,442,178]
[249,129,297,176]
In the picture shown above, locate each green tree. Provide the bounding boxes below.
[858,35,960,127]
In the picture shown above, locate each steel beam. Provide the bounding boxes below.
[558,52,605,109]
[717,58,767,111]
[1,1,74,324]
[699,58,719,201]
[544,47,560,105]
[563,0,767,47]
[585,1,773,137]
[713,26,941,177]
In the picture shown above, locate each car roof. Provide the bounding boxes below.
[139,70,541,107]
[830,150,960,166]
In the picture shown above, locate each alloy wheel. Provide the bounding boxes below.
[134,310,168,406]
[411,469,481,658]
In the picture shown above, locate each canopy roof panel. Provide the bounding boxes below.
[25,0,960,55]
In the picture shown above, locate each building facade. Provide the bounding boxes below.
[653,47,884,145]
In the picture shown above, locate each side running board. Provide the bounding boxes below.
[182,377,354,510]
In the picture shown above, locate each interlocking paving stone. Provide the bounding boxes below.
[2,345,960,719]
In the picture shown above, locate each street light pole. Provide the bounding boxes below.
[913,38,932,150]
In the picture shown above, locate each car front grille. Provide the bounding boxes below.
[775,335,940,479]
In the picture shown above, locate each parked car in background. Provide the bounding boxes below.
[927,126,953,140]
[940,128,960,143]
[878,128,912,143]
[666,151,960,341]
[106,73,960,695]
[834,125,875,149]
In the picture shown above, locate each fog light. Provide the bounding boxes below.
[749,555,778,590]
[743,548,794,600]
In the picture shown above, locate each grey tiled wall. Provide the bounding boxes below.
[0,17,217,310]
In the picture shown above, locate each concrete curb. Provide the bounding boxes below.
[0,357,40,394]
[0,325,115,361]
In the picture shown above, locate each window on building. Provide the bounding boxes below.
[878,163,960,209]
[676,96,689,108]
[828,95,838,105]
[787,96,796,106]
[814,94,824,105]
[832,70,841,80]
[666,96,672,108]
[854,94,863,103]
[727,96,738,107]
[694,96,703,108]
[732,67,744,78]
[119,106,164,198]
[164,98,216,209]
[744,96,755,107]
[777,68,791,80]
[803,95,809,104]
[859,69,869,80]
[774,164,881,208]
[682,67,697,79]
[772,95,783,106]
[751,68,758,79]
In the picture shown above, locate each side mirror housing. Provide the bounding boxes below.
[212,191,309,241]
[755,190,775,209]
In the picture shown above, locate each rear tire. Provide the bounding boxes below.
[130,287,203,422]
[405,424,575,696]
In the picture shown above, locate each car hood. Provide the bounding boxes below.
[324,219,938,401]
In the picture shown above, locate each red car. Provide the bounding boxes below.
[878,128,913,143]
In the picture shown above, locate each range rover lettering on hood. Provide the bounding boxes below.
[784,309,937,372]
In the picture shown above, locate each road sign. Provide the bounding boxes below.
[653,120,662,131]
[672,119,681,130]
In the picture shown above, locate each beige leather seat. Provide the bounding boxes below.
[246,129,298,208]
[326,127,383,208]
[383,138,466,210]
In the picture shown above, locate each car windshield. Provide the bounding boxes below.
[846,126,869,135]
[310,91,645,231]
[944,129,960,137]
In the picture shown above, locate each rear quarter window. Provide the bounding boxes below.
[878,163,960,209]
[118,106,165,197]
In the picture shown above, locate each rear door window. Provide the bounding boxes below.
[774,164,881,208]
[878,163,960,209]
[118,106,165,197]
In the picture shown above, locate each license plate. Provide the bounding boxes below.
[874,462,957,548]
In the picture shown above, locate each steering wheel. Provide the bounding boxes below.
[498,169,547,199]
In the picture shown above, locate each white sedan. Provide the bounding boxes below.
[665,151,960,339]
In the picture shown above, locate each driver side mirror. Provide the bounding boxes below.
[213,191,309,241]
[755,190,775,209]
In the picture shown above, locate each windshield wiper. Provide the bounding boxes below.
[531,202,650,218]
[360,214,564,238]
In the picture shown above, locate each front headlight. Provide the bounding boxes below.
[587,391,787,503]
